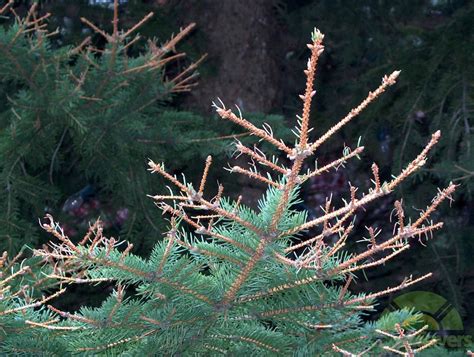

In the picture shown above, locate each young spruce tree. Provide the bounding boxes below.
[0,11,464,357]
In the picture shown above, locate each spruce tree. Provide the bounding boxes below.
[0,23,465,355]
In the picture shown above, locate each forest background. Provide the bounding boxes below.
[1,0,473,345]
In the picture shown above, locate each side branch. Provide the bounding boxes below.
[300,146,364,182]
[309,71,400,153]
[213,104,292,155]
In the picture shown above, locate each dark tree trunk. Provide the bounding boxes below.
[172,0,284,114]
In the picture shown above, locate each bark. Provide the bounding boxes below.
[171,0,283,114]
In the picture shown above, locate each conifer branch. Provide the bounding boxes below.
[213,102,293,155]
[388,131,441,190]
[157,222,177,275]
[345,273,432,305]
[25,320,82,331]
[298,28,324,147]
[236,272,328,304]
[331,219,446,275]
[48,305,98,326]
[0,288,66,316]
[80,17,112,42]
[285,209,354,253]
[309,70,400,154]
[154,202,253,254]
[121,12,155,40]
[228,165,282,188]
[222,240,267,305]
[150,23,196,60]
[301,146,364,182]
[0,0,13,15]
[77,330,157,353]
[333,340,380,357]
[198,156,212,196]
[376,324,437,356]
[210,334,280,353]
[149,160,263,235]
[235,142,288,175]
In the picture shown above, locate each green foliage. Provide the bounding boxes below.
[0,4,290,255]
[0,194,435,355]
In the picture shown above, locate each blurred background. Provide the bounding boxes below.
[1,0,473,346]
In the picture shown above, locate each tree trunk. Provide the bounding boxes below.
[172,0,283,114]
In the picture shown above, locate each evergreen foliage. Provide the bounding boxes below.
[0,18,466,355]
[0,1,288,255]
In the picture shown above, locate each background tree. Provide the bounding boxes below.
[0,1,289,259]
